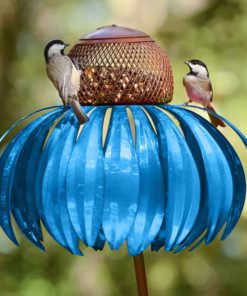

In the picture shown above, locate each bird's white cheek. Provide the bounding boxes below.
[48,44,64,57]
[190,64,208,78]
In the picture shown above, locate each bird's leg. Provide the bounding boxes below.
[58,89,68,107]
[183,100,192,106]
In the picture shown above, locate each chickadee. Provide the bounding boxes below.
[44,40,88,124]
[183,59,225,128]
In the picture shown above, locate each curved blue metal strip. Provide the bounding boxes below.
[66,107,106,247]
[0,105,64,144]
[165,106,233,247]
[162,113,208,253]
[41,112,82,255]
[103,106,139,249]
[175,104,247,147]
[126,106,164,255]
[23,113,63,240]
[11,109,64,249]
[36,112,71,251]
[39,106,93,254]
[0,108,63,245]
[35,117,67,220]
[146,106,201,252]
[180,108,246,240]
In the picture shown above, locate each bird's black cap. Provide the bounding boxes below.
[187,59,208,69]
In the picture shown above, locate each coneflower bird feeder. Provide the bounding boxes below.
[0,25,246,296]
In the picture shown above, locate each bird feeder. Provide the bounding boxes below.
[68,24,173,105]
[0,25,246,296]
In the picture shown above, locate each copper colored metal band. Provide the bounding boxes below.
[79,37,154,45]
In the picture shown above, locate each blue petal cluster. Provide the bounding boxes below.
[0,105,246,256]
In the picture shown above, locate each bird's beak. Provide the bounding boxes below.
[184,61,189,65]
[64,43,69,48]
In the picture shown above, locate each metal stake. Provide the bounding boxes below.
[133,253,148,296]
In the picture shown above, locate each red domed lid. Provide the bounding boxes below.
[79,24,154,44]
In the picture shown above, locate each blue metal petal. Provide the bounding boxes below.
[127,106,164,255]
[177,105,247,147]
[11,109,64,250]
[146,106,201,251]
[165,106,233,246]
[35,116,68,223]
[41,111,82,255]
[0,105,64,144]
[39,106,92,254]
[103,106,139,249]
[66,107,106,247]
[0,108,63,245]
[35,112,67,246]
[181,108,246,240]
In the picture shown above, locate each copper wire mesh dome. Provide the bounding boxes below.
[68,25,174,105]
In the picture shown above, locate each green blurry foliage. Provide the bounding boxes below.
[0,0,246,295]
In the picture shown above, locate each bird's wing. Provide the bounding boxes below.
[46,56,73,102]
[183,76,186,87]
[57,56,73,101]
[209,80,213,101]
[197,79,213,101]
[72,59,81,70]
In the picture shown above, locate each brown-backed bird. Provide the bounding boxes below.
[183,59,225,128]
[44,40,88,124]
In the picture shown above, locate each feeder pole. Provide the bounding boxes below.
[133,253,148,296]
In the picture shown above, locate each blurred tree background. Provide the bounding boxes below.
[0,0,246,295]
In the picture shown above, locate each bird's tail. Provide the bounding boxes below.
[69,99,88,124]
[207,104,226,128]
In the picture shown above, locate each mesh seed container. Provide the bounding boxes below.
[68,25,173,105]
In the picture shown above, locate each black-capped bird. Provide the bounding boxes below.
[183,59,225,128]
[44,40,88,124]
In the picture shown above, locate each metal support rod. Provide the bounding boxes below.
[133,253,149,296]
